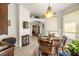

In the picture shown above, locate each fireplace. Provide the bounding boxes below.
[22,35,30,46]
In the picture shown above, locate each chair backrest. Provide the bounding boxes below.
[2,37,16,45]
[38,38,52,55]
[62,35,67,47]
[52,39,61,48]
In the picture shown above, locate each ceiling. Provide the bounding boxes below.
[20,3,79,16]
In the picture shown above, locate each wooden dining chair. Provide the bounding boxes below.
[62,35,67,47]
[52,39,61,55]
[38,38,53,56]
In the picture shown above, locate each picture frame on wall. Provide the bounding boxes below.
[23,21,29,29]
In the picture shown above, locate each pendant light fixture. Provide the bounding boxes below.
[44,4,55,18]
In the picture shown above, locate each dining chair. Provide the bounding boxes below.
[62,35,67,47]
[52,38,61,55]
[38,38,53,56]
[2,37,16,45]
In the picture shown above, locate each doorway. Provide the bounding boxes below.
[32,24,40,36]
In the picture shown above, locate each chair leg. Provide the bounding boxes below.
[54,48,58,56]
[38,48,41,56]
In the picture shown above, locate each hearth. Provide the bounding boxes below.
[22,35,30,46]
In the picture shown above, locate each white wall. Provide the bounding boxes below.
[8,4,18,38]
[64,23,77,39]
[45,17,57,32]
[19,5,30,47]
[63,9,79,39]
[19,5,30,35]
[44,17,58,36]
[8,4,19,47]
[64,23,77,33]
[8,4,31,47]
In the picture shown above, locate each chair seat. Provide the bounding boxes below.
[2,37,16,45]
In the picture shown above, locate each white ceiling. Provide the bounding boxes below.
[20,3,78,16]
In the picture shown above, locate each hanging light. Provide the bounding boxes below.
[44,5,55,18]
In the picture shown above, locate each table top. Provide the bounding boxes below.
[41,36,62,40]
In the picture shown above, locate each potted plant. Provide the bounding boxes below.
[68,40,79,56]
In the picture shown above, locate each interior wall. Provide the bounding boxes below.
[19,5,30,47]
[64,23,77,39]
[19,5,30,35]
[44,17,58,35]
[63,9,79,39]
[8,4,19,47]
[8,4,18,38]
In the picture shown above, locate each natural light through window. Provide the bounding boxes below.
[64,23,77,33]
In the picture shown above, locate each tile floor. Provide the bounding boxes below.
[14,36,39,56]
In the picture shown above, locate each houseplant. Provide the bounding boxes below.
[68,40,79,56]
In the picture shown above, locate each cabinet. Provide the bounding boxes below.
[0,3,8,35]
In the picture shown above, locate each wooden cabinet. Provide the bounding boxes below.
[0,3,8,35]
